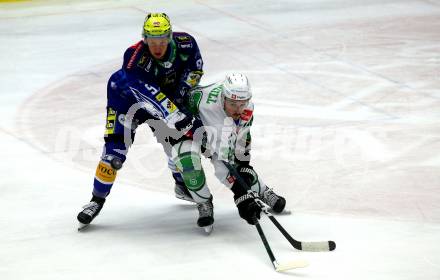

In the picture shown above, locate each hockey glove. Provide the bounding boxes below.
[234,193,262,225]
[237,165,258,187]
[175,114,203,137]
[175,114,195,132]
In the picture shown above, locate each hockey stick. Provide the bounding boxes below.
[220,161,307,271]
[258,200,336,252]
[222,161,336,252]
[254,220,308,271]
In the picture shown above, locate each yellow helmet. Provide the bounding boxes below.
[142,13,172,38]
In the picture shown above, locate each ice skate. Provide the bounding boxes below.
[267,207,292,215]
[77,195,106,231]
[197,196,214,234]
[203,225,213,234]
[174,183,195,203]
[260,188,288,214]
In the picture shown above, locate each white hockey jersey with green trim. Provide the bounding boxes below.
[188,82,253,163]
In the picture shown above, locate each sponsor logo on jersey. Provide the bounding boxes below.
[105,121,115,135]
[206,86,222,104]
[146,59,153,71]
[155,92,166,101]
[161,99,177,113]
[163,61,173,68]
[138,55,153,72]
[105,108,116,134]
[127,42,143,70]
[107,107,116,117]
[165,69,175,75]
[176,35,191,42]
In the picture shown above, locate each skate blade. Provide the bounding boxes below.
[268,208,292,215]
[202,225,213,234]
[78,222,90,231]
[175,194,196,203]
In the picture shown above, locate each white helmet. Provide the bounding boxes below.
[222,73,252,101]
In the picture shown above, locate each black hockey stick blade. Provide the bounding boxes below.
[268,215,336,252]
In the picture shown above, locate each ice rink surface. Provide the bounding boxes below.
[1,0,440,279]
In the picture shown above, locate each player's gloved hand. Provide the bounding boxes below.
[175,113,203,137]
[237,165,258,186]
[109,70,133,98]
[175,114,195,132]
[234,193,262,225]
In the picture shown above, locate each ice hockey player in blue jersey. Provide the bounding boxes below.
[77,12,204,230]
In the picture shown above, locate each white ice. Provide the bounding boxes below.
[1,0,439,279]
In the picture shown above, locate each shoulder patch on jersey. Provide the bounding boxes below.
[175,35,191,43]
[137,53,153,71]
[127,41,145,70]
[185,70,203,87]
[174,33,195,50]
[173,32,193,41]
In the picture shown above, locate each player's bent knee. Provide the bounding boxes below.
[102,154,124,170]
[171,139,201,160]
[174,153,205,191]
[181,169,206,191]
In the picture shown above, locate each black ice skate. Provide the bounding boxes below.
[197,196,214,234]
[77,195,106,230]
[174,183,195,203]
[260,188,287,214]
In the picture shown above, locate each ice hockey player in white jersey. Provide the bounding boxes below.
[171,73,286,232]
